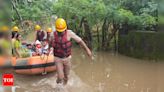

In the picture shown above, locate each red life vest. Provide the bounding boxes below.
[53,30,72,58]
[36,31,45,41]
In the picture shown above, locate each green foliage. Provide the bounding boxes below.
[118,31,164,60]
[0,0,11,26]
[12,0,54,24]
[11,0,157,31]
[140,13,156,26]
[10,0,158,52]
[117,8,134,23]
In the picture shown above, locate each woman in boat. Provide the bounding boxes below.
[13,34,22,58]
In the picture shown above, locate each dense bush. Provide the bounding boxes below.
[118,31,164,60]
[9,0,158,51]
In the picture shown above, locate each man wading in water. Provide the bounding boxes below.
[51,18,92,85]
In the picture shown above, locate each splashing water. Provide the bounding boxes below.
[11,70,94,92]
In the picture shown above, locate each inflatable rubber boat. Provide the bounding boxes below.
[0,55,56,75]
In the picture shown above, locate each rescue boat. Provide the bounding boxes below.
[0,55,56,75]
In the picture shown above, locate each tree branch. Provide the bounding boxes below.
[11,0,23,23]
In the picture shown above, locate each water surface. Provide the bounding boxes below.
[0,48,164,92]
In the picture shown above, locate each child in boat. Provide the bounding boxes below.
[41,39,49,55]
[26,44,35,57]
[34,40,42,55]
[33,39,50,56]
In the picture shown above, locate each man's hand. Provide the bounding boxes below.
[87,49,92,57]
[86,49,94,60]
[79,40,94,60]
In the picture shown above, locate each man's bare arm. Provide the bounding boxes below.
[78,40,92,58]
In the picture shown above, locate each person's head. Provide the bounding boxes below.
[35,25,41,31]
[47,27,52,33]
[35,40,41,48]
[12,32,19,39]
[55,18,67,33]
[0,26,9,39]
[42,39,48,46]
[16,34,21,41]
[0,26,9,32]
[26,44,32,49]
[12,26,19,32]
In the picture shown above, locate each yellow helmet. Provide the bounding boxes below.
[47,27,52,33]
[12,26,19,32]
[35,25,41,31]
[55,18,67,32]
[0,26,9,32]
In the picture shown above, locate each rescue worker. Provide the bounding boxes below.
[51,18,92,85]
[46,27,52,42]
[11,26,19,56]
[45,27,53,49]
[35,25,46,42]
[12,26,19,37]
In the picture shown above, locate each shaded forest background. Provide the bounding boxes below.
[1,0,162,53]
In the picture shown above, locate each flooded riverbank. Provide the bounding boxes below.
[0,48,164,92]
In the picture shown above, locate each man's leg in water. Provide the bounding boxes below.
[55,59,64,84]
[63,59,71,85]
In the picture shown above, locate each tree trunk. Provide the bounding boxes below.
[114,32,117,53]
[11,0,23,28]
[108,23,119,52]
[83,18,92,50]
[101,17,109,50]
[78,17,85,37]
[96,24,100,50]
[109,23,119,40]
[79,17,85,28]
[102,18,106,48]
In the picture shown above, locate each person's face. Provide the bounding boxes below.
[43,41,47,46]
[18,35,22,40]
[27,45,32,49]
[14,33,18,38]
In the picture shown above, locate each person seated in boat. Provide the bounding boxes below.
[41,39,49,55]
[26,44,33,50]
[26,44,35,57]
[12,27,19,56]
[12,26,20,46]
[32,40,52,56]
[34,40,42,55]
[13,34,22,58]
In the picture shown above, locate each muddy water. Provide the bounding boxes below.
[0,48,164,92]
